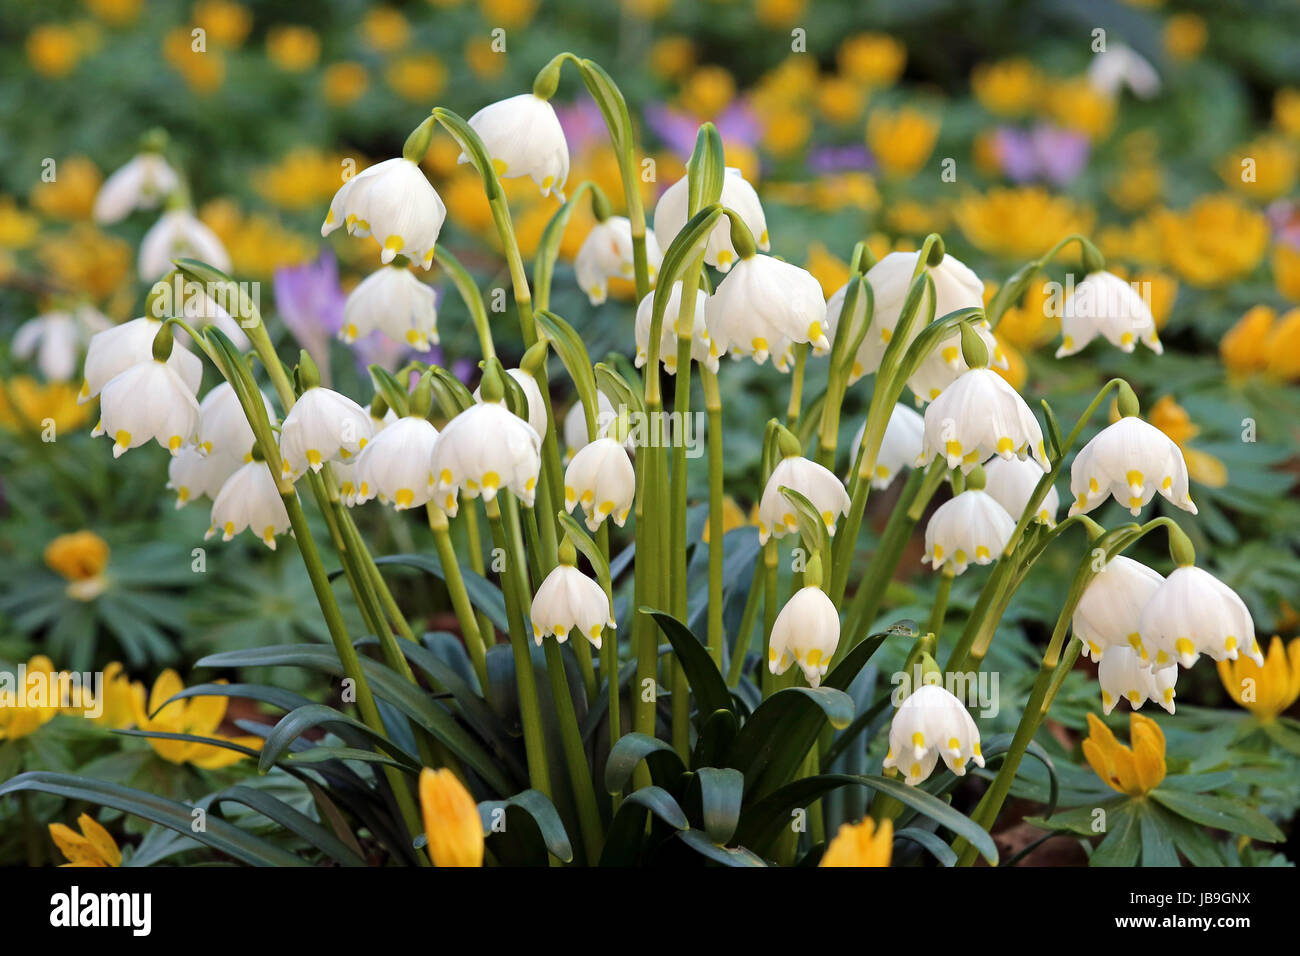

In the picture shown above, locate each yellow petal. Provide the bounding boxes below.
[1129,713,1167,793]
[419,767,484,867]
[76,813,121,867]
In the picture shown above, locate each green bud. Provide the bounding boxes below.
[925,234,946,267]
[520,339,550,379]
[479,358,507,403]
[249,442,266,463]
[558,535,578,567]
[965,464,987,491]
[804,553,824,589]
[369,393,390,421]
[297,350,321,392]
[533,56,564,100]
[1079,238,1106,276]
[409,371,434,419]
[774,423,803,459]
[151,321,174,362]
[140,128,169,154]
[1116,380,1140,418]
[959,321,989,370]
[1166,522,1196,568]
[726,210,758,260]
[402,115,438,165]
[590,186,612,223]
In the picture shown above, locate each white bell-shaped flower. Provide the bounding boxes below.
[883,683,985,785]
[1087,43,1161,99]
[1073,556,1164,663]
[768,586,840,687]
[907,320,1008,402]
[529,563,614,650]
[80,317,202,404]
[14,306,111,382]
[206,460,293,549]
[564,437,635,531]
[923,490,1015,575]
[983,454,1060,527]
[93,153,181,224]
[850,403,924,489]
[473,368,547,439]
[333,460,360,507]
[563,392,617,460]
[321,157,446,269]
[920,368,1048,474]
[138,210,231,281]
[1138,566,1263,671]
[197,382,274,458]
[167,446,244,509]
[92,359,201,458]
[1057,271,1162,358]
[464,93,569,199]
[1068,416,1196,518]
[652,167,769,272]
[280,386,374,479]
[430,402,541,516]
[340,265,438,349]
[757,455,851,544]
[575,217,662,305]
[352,416,439,510]
[634,281,720,374]
[707,254,827,368]
[1097,645,1177,716]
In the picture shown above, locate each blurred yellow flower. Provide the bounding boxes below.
[971,130,1003,178]
[804,242,850,298]
[623,0,672,17]
[323,61,368,106]
[680,65,735,119]
[1220,304,1275,377]
[817,75,866,126]
[1275,88,1300,138]
[163,27,225,93]
[0,378,91,434]
[701,495,751,543]
[1219,637,1300,723]
[1163,13,1206,61]
[50,814,121,867]
[82,0,142,26]
[821,816,892,867]
[363,7,410,52]
[465,36,506,79]
[386,53,447,102]
[994,335,1027,391]
[132,670,261,769]
[867,108,939,177]
[1219,136,1299,201]
[885,199,948,237]
[1096,213,1165,269]
[1082,711,1166,796]
[193,0,252,47]
[754,56,818,110]
[45,531,111,600]
[757,0,806,28]
[0,198,40,248]
[971,58,1040,116]
[1107,161,1163,212]
[478,0,537,28]
[0,656,61,742]
[1107,265,1177,330]
[838,33,906,87]
[422,138,464,180]
[38,223,131,301]
[649,36,695,80]
[30,156,101,220]
[761,106,812,157]
[91,662,144,730]
[26,24,86,77]
[1264,307,1300,380]
[256,149,348,210]
[955,187,1094,260]
[267,25,319,72]
[419,767,484,867]
[1155,195,1268,286]
[1275,244,1300,301]
[996,279,1055,350]
[1043,77,1115,141]
[200,199,314,275]
[1148,395,1227,488]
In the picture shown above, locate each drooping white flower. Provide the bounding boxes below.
[882,684,985,785]
[464,93,569,198]
[1068,416,1196,518]
[1139,566,1263,671]
[564,437,635,531]
[352,416,439,510]
[574,217,662,305]
[333,459,360,506]
[473,368,547,439]
[172,282,250,351]
[430,402,541,516]
[923,490,1015,575]
[167,446,244,509]
[768,586,840,687]
[13,307,111,382]
[706,254,827,369]
[652,167,769,272]
[907,319,1008,402]
[634,281,720,374]
[138,210,231,281]
[321,157,446,269]
[1097,645,1176,715]
[340,265,438,350]
[1056,271,1162,358]
[1073,555,1164,663]
[92,360,201,457]
[563,392,617,460]
[983,454,1060,527]
[81,317,203,404]
[93,153,181,224]
[279,386,374,479]
[529,563,614,650]
[197,382,274,458]
[1087,43,1160,100]
[207,461,292,550]
[850,403,924,489]
[919,368,1048,474]
[757,455,851,544]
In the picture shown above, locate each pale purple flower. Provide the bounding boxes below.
[808,144,872,174]
[645,100,761,160]
[994,125,1089,187]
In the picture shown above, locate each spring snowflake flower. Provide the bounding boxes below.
[430,402,541,516]
[1138,566,1263,670]
[850,402,925,489]
[80,317,202,404]
[883,684,985,785]
[919,367,1048,474]
[635,281,720,374]
[564,437,635,531]
[93,152,181,224]
[563,392,617,460]
[92,360,200,458]
[207,460,293,549]
[768,586,841,687]
[923,490,1015,575]
[652,167,769,272]
[707,254,827,369]
[352,416,439,510]
[529,563,614,650]
[340,264,439,349]
[332,459,360,506]
[575,216,662,305]
[464,93,569,198]
[14,307,111,382]
[1068,416,1196,517]
[1056,270,1163,358]
[322,157,446,269]
[1098,644,1177,715]
[1074,555,1164,663]
[197,382,274,457]
[138,210,231,281]
[473,368,547,439]
[907,319,1008,402]
[167,446,244,509]
[757,454,851,544]
[279,386,374,479]
[983,454,1060,526]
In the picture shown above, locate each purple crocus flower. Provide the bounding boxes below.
[555,99,607,156]
[645,100,761,161]
[994,125,1089,187]
[808,144,873,174]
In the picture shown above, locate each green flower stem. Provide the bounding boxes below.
[726,560,765,686]
[631,433,658,748]
[702,368,726,668]
[594,521,622,776]
[427,504,490,691]
[433,245,495,361]
[928,568,955,640]
[986,233,1104,329]
[542,636,605,865]
[460,504,497,649]
[762,539,779,699]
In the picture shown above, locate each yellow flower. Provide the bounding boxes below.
[1096,212,1165,269]
[0,197,40,248]
[266,25,319,72]
[1082,711,1167,796]
[680,65,735,120]
[82,0,142,26]
[30,156,101,220]
[804,242,850,298]
[256,149,348,211]
[163,28,225,93]
[1155,195,1269,286]
[1275,88,1300,138]
[838,33,906,87]
[1218,637,1300,723]
[1148,395,1227,488]
[761,106,812,157]
[995,278,1056,350]
[0,656,62,741]
[1107,161,1163,212]
[817,75,866,126]
[26,24,85,77]
[478,0,537,29]
[1219,137,1299,201]
[419,767,484,867]
[885,198,947,237]
[1265,307,1300,380]
[955,187,1094,260]
[993,334,1028,391]
[649,36,695,80]
[622,0,672,18]
[193,0,252,47]
[971,58,1040,116]
[1274,244,1300,302]
[1221,304,1275,377]
[38,223,131,301]
[465,36,505,79]
[1163,13,1206,60]
[757,0,806,27]
[91,662,144,729]
[49,814,121,867]
[45,531,111,600]
[867,108,939,178]
[1106,265,1178,330]
[1043,77,1115,141]
[0,377,91,434]
[363,7,410,51]
[821,816,892,867]
[323,62,368,106]
[133,670,261,768]
[753,56,818,110]
[386,53,446,102]
[701,495,752,544]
